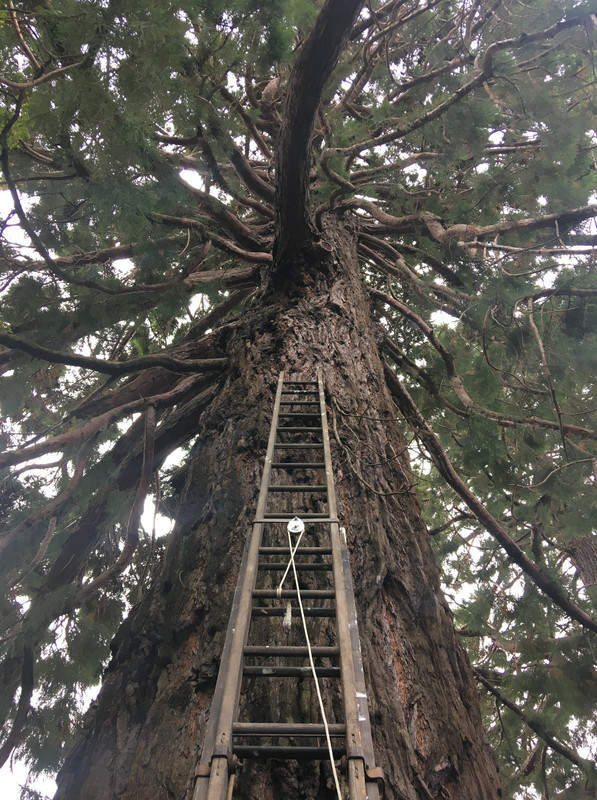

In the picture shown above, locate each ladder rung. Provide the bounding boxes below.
[268,484,327,492]
[277,427,322,433]
[259,547,332,554]
[279,401,319,406]
[233,722,346,736]
[244,646,339,657]
[258,562,332,571]
[243,665,341,677]
[283,380,318,385]
[271,462,325,469]
[255,518,337,524]
[273,443,323,449]
[252,607,335,617]
[233,745,345,759]
[253,589,335,599]
[261,512,334,519]
[279,412,320,418]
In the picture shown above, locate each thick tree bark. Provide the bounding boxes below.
[54,218,500,799]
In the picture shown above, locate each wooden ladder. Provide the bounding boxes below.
[193,372,382,800]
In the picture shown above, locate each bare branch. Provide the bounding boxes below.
[0,60,85,90]
[0,333,226,377]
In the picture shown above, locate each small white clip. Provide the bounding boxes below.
[287,516,305,534]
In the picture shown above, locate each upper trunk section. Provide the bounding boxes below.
[273,0,363,265]
[55,219,500,800]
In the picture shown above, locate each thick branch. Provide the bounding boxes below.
[182,287,254,342]
[152,214,272,263]
[41,381,219,593]
[274,0,364,260]
[423,205,597,246]
[0,375,206,470]
[0,333,226,377]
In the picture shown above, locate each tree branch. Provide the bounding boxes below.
[474,668,596,773]
[423,206,597,246]
[0,375,207,470]
[371,288,597,439]
[274,0,364,261]
[330,12,597,161]
[0,333,226,377]
[152,213,272,263]
[383,363,597,633]
[7,0,41,70]
[0,60,85,90]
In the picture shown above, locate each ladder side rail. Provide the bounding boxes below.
[196,372,286,800]
[193,522,262,800]
[317,371,368,800]
[339,529,381,800]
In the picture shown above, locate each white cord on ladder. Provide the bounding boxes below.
[286,527,344,800]
[276,527,304,600]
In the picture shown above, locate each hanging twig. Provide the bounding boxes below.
[136,472,161,603]
[0,644,33,768]
[76,406,157,602]
[2,444,92,559]
[526,297,569,456]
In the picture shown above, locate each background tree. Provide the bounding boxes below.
[1,0,596,798]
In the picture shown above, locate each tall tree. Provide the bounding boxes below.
[1,0,596,798]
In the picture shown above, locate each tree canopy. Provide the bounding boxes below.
[0,0,596,797]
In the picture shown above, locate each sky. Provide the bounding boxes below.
[0,760,56,800]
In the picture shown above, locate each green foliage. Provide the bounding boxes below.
[1,0,596,797]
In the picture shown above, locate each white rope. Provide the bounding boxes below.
[276,527,304,599]
[286,526,344,800]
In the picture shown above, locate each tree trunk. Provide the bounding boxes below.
[54,217,500,799]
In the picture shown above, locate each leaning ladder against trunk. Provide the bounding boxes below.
[194,372,382,800]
